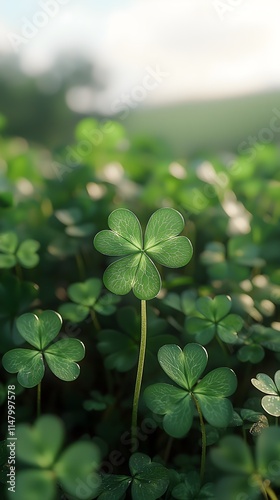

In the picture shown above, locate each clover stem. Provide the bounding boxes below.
[37,382,41,418]
[192,394,206,482]
[215,334,229,357]
[264,484,278,500]
[90,309,101,332]
[131,299,147,442]
[163,435,173,464]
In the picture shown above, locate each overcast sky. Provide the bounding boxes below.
[1,0,280,113]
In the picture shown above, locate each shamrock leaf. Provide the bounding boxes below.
[172,471,214,499]
[251,371,280,417]
[8,415,100,500]
[2,310,85,388]
[59,278,120,323]
[94,208,193,300]
[0,232,40,269]
[185,295,243,345]
[211,427,280,499]
[237,324,280,364]
[97,452,169,500]
[144,343,237,438]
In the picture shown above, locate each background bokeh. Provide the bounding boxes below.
[1,0,280,153]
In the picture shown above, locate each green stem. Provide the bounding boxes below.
[131,300,147,441]
[192,394,206,482]
[37,382,41,418]
[90,309,101,332]
[264,484,278,500]
[163,435,173,464]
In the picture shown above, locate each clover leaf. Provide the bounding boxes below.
[97,452,169,500]
[172,471,214,499]
[251,371,280,417]
[0,232,40,269]
[8,414,100,500]
[144,343,237,438]
[185,295,243,345]
[237,324,280,364]
[211,426,280,499]
[2,310,85,388]
[59,277,120,323]
[94,208,193,300]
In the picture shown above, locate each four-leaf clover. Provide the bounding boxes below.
[2,310,85,388]
[144,343,237,438]
[94,208,193,300]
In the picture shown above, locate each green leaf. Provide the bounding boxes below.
[185,317,215,345]
[194,368,237,397]
[256,426,280,486]
[2,349,44,388]
[8,470,56,500]
[94,230,140,256]
[44,339,85,381]
[0,232,18,253]
[104,253,161,300]
[158,344,208,390]
[103,254,141,296]
[98,474,131,500]
[196,396,234,428]
[68,278,102,306]
[144,208,184,249]
[144,383,194,438]
[59,303,89,322]
[16,311,62,350]
[147,236,193,268]
[55,441,101,498]
[17,415,64,467]
[211,435,254,474]
[129,453,169,500]
[0,254,17,268]
[16,240,40,268]
[237,345,265,363]
[108,208,143,249]
[196,296,232,322]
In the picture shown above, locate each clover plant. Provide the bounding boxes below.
[185,295,243,348]
[97,452,169,500]
[59,277,120,330]
[0,232,40,269]
[237,324,280,364]
[2,310,85,414]
[144,343,237,479]
[94,208,193,438]
[211,427,280,500]
[7,414,100,500]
